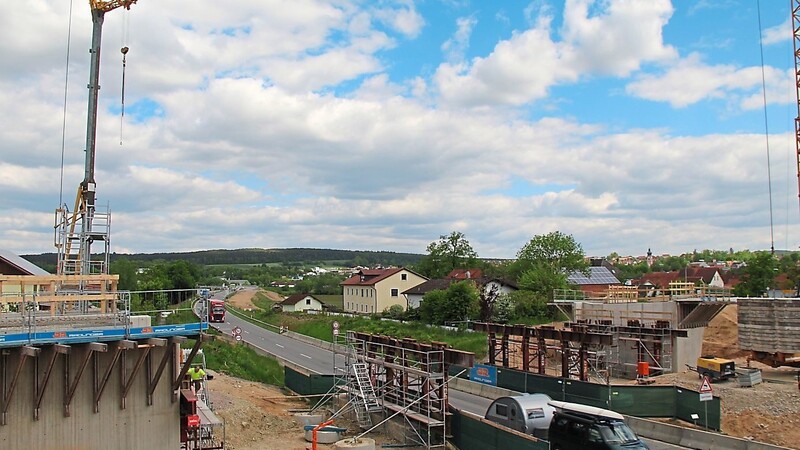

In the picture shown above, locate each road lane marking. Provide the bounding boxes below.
[300,354,312,359]
[275,344,284,348]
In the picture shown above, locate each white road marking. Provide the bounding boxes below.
[243,330,250,333]
[275,344,284,348]
[300,354,312,359]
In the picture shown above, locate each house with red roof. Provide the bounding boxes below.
[340,268,427,314]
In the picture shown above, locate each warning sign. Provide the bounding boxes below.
[699,377,713,393]
[699,376,713,401]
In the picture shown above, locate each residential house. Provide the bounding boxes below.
[403,269,517,309]
[0,249,49,276]
[403,279,456,309]
[0,249,50,301]
[279,293,325,313]
[340,268,427,314]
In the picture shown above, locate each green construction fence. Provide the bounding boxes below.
[284,366,337,395]
[450,407,549,450]
[453,365,720,430]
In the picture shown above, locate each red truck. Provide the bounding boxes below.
[209,299,226,323]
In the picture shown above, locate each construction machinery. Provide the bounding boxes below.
[54,0,137,277]
[690,356,736,382]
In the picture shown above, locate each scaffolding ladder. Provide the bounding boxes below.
[350,362,382,428]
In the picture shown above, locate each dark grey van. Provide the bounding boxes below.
[547,401,649,450]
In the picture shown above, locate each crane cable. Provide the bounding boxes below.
[757,0,775,255]
[120,46,128,145]
[59,0,76,208]
[119,9,130,145]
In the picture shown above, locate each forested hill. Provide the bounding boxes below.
[23,248,424,269]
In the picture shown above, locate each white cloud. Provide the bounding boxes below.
[372,1,425,38]
[433,0,676,107]
[762,17,791,46]
[442,16,477,63]
[559,0,676,76]
[0,0,797,260]
[626,53,793,109]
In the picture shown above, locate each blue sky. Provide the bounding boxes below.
[0,0,798,259]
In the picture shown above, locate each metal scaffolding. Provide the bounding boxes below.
[330,330,473,449]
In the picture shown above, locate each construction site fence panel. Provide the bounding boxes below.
[675,387,721,431]
[608,385,675,417]
[449,407,549,450]
[284,366,336,396]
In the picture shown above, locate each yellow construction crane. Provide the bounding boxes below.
[90,0,137,12]
[55,0,138,276]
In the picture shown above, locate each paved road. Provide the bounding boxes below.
[213,306,686,450]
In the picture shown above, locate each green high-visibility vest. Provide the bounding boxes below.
[188,367,206,381]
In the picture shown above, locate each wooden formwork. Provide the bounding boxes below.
[0,274,120,314]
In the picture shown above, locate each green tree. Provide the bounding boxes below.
[778,253,800,295]
[418,281,479,325]
[419,290,447,325]
[517,263,569,300]
[110,258,138,291]
[415,231,479,279]
[615,261,650,282]
[732,252,776,297]
[506,290,551,322]
[511,231,587,301]
[651,255,689,272]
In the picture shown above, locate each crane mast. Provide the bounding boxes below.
[55,0,136,277]
[794,1,800,215]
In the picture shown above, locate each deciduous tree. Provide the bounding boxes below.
[415,231,479,279]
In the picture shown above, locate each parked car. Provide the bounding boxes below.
[547,401,649,450]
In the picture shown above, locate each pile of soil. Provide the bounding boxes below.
[226,288,283,311]
[701,305,750,360]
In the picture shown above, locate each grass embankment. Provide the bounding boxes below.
[202,337,284,386]
[231,307,488,359]
[249,290,278,310]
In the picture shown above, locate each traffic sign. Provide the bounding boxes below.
[234,334,243,342]
[332,321,340,329]
[699,376,713,402]
[187,414,200,427]
[232,326,242,335]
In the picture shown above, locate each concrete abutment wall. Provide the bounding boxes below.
[0,341,180,450]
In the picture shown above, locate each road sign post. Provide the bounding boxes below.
[332,321,340,336]
[232,326,242,342]
[699,376,713,430]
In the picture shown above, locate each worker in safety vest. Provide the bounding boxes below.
[187,366,206,392]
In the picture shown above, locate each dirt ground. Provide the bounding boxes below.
[212,290,800,449]
[205,373,313,450]
[206,372,403,450]
[225,287,283,311]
